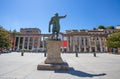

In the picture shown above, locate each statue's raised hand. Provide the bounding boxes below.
[64,15,67,17]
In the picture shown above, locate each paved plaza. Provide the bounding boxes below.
[0,52,120,79]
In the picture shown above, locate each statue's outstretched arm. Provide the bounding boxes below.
[59,15,67,19]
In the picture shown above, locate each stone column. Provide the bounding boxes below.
[27,37,30,50]
[69,36,71,52]
[89,37,92,52]
[17,37,20,50]
[37,37,40,49]
[43,36,45,50]
[70,36,72,52]
[67,36,70,52]
[73,36,75,52]
[104,38,108,52]
[99,37,103,52]
[22,37,25,49]
[95,37,97,52]
[79,37,81,52]
[32,37,35,50]
[84,37,87,52]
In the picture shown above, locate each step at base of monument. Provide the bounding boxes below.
[37,62,69,70]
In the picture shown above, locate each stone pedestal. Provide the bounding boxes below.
[45,40,63,64]
[37,62,69,70]
[37,39,69,70]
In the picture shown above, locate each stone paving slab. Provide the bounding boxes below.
[0,52,120,79]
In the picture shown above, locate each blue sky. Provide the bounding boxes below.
[0,0,120,33]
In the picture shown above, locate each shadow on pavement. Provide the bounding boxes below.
[55,67,106,78]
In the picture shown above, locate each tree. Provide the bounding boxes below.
[93,27,97,30]
[98,25,105,29]
[12,29,21,34]
[0,29,11,49]
[0,25,4,30]
[106,26,115,29]
[106,31,120,48]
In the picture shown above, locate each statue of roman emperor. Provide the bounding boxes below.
[49,13,66,39]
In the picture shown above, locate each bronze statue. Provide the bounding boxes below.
[49,13,66,39]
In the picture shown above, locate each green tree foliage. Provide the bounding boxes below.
[98,25,105,29]
[0,25,4,30]
[106,26,115,29]
[12,29,21,34]
[0,29,11,49]
[106,31,120,48]
[93,27,97,30]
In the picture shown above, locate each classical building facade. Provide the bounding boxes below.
[13,28,50,51]
[65,29,119,52]
[10,28,119,53]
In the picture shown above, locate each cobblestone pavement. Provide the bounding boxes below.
[0,52,120,79]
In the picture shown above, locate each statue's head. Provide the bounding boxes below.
[55,13,58,16]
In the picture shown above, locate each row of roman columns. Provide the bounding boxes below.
[16,36,45,50]
[15,35,107,52]
[66,36,107,52]
[16,36,65,51]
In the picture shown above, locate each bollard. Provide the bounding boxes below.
[75,46,79,57]
[94,52,96,57]
[44,50,47,57]
[21,52,24,56]
[44,52,46,57]
[75,51,78,57]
